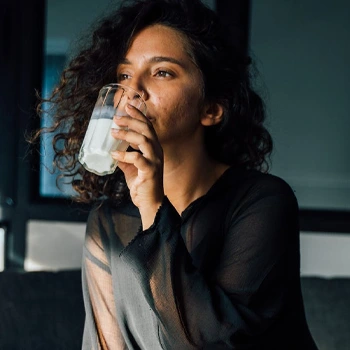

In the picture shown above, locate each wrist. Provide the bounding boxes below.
[139,199,163,230]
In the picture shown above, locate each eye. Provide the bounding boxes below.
[155,70,173,78]
[118,73,131,81]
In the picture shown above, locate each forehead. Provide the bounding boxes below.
[126,24,193,59]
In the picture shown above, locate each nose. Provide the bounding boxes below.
[124,86,146,107]
[119,83,147,113]
[123,77,148,101]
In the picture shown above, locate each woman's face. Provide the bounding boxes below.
[116,24,209,146]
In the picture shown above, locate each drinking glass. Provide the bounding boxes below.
[78,83,147,176]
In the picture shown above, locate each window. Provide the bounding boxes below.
[40,54,75,198]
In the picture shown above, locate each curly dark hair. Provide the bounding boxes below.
[35,0,273,204]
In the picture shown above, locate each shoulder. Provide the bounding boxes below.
[240,171,299,224]
[245,170,297,200]
[89,198,139,218]
[87,198,140,229]
[219,168,299,217]
[222,167,296,200]
[86,199,141,250]
[221,170,300,242]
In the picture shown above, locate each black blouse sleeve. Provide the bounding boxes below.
[119,176,300,349]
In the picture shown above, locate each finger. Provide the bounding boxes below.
[113,103,148,124]
[111,128,156,158]
[111,150,151,172]
[124,103,156,136]
[113,114,155,140]
[113,118,154,140]
[115,160,135,176]
[111,128,149,146]
[125,103,147,122]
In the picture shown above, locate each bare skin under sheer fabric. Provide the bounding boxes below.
[82,168,318,350]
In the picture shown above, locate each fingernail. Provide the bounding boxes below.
[110,150,121,156]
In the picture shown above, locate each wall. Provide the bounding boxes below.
[45,0,215,53]
[45,0,111,54]
[250,1,350,277]
[250,0,350,211]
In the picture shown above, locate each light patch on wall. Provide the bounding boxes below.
[300,232,350,278]
[25,220,86,271]
[0,227,5,272]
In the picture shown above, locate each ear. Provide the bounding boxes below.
[200,102,224,126]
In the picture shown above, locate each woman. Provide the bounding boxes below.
[38,0,318,349]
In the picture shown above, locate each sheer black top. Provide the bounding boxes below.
[82,167,318,349]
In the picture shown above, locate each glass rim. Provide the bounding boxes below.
[100,83,146,105]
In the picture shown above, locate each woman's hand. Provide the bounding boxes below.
[111,104,164,230]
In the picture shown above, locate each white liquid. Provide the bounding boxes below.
[79,118,128,175]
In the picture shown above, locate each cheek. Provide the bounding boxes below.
[166,91,202,131]
[153,94,171,118]
[167,91,191,122]
[177,85,204,118]
[151,83,203,127]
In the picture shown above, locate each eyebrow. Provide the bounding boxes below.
[119,56,186,68]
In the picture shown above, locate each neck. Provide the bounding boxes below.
[162,145,229,214]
